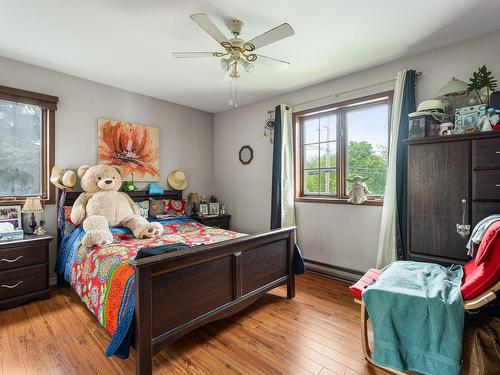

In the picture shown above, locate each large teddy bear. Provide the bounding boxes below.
[71,164,163,247]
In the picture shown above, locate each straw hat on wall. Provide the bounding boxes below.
[167,170,188,190]
[50,165,77,190]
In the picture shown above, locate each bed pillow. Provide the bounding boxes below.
[148,198,186,218]
[135,200,150,219]
[166,199,186,216]
[63,206,77,235]
[148,198,169,217]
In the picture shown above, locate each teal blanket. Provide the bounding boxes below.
[363,261,464,375]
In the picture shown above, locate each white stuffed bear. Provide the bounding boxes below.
[70,164,163,247]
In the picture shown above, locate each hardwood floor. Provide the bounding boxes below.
[0,272,389,375]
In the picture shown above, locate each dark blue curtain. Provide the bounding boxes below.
[270,105,282,230]
[396,70,416,260]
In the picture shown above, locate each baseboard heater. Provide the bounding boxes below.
[304,258,365,282]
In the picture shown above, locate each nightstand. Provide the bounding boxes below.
[0,234,52,310]
[191,215,231,230]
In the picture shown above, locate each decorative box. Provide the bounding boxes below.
[408,114,442,138]
[0,228,24,242]
[454,104,487,134]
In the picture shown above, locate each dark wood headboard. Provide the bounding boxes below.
[62,189,183,206]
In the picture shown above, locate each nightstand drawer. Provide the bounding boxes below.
[0,265,47,300]
[0,244,47,271]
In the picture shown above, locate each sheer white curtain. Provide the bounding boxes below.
[280,104,296,227]
[376,70,407,268]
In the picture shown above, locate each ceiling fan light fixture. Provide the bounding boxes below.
[243,60,255,73]
[220,58,230,71]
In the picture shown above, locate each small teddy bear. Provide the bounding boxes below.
[70,164,163,247]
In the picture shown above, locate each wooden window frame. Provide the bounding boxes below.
[293,91,393,206]
[0,85,58,204]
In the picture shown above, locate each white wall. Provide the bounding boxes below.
[214,30,500,275]
[0,56,214,282]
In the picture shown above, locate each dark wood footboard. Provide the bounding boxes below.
[130,226,296,375]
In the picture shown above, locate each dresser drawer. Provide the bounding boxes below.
[0,264,47,300]
[0,244,47,271]
[473,138,500,169]
[473,202,500,226]
[473,170,500,200]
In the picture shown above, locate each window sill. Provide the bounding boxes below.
[295,196,384,206]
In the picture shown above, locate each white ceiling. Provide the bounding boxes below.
[1,0,500,113]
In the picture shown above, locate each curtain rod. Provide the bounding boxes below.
[267,71,422,114]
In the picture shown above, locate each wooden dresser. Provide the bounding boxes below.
[0,235,52,309]
[406,132,500,265]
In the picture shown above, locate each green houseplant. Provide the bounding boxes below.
[466,65,497,105]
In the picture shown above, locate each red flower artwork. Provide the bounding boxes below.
[98,119,160,181]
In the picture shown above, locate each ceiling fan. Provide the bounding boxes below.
[173,14,294,106]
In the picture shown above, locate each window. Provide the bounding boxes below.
[0,85,58,203]
[295,92,392,205]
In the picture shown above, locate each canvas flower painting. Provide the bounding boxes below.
[98,119,160,181]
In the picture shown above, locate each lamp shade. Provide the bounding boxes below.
[188,192,199,203]
[436,77,468,97]
[22,197,43,213]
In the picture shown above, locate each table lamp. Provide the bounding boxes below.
[22,197,43,234]
[188,192,199,216]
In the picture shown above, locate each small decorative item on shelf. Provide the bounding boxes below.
[209,203,220,216]
[439,122,453,136]
[477,107,500,132]
[200,194,207,204]
[454,104,487,134]
[199,203,208,216]
[408,117,426,139]
[123,173,138,193]
[209,195,218,203]
[220,205,226,215]
[188,192,199,215]
[347,176,371,205]
[22,197,44,234]
[466,65,497,106]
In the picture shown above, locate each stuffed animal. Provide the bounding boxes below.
[347,175,371,204]
[70,164,163,247]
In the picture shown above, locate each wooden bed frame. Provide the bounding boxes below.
[60,190,296,375]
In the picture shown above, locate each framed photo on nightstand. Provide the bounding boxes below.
[199,203,208,215]
[209,203,220,216]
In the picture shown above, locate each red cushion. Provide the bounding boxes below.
[349,268,380,300]
[475,221,500,265]
[461,222,500,300]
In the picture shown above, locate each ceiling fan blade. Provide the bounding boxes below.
[255,54,290,70]
[190,13,229,45]
[247,23,294,50]
[172,52,218,58]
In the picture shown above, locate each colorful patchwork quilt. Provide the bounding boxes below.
[55,218,246,358]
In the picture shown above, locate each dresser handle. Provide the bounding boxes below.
[1,255,23,263]
[496,184,500,187]
[1,281,23,289]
